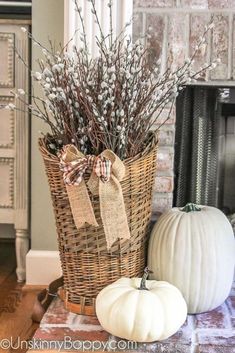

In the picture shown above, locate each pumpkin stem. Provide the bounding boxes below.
[181,203,201,213]
[138,267,153,291]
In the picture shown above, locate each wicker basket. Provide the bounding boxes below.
[39,136,157,315]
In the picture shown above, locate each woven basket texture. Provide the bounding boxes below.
[39,136,157,314]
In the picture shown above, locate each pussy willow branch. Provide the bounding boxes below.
[74,0,89,61]
[109,1,113,48]
[10,1,218,159]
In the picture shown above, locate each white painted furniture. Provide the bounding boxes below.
[0,20,30,282]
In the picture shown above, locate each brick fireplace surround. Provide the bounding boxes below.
[29,1,235,352]
[133,0,235,215]
[31,281,235,352]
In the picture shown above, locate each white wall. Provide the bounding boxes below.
[31,0,64,250]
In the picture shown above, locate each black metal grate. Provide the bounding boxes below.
[174,86,219,207]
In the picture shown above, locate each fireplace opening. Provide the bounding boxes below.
[174,86,235,227]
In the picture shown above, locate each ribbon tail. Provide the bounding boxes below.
[66,183,99,229]
[99,175,130,250]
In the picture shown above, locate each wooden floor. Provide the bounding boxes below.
[0,241,39,353]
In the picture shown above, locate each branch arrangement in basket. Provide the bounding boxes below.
[5,0,219,159]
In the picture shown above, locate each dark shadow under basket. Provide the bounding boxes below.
[39,137,158,315]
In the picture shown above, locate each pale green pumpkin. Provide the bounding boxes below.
[148,203,235,314]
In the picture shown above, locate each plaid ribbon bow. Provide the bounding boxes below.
[59,145,130,249]
[60,153,112,186]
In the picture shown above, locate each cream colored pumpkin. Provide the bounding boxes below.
[148,203,235,314]
[96,268,187,342]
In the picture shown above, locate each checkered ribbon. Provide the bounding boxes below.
[59,145,130,249]
[60,153,112,186]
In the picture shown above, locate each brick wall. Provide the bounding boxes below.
[33,281,235,353]
[133,0,235,216]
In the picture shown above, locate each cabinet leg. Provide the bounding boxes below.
[15,229,29,282]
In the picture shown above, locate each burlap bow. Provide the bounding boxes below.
[59,145,130,249]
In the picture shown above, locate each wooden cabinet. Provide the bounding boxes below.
[0,20,30,282]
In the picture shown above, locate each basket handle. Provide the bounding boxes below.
[31,276,64,323]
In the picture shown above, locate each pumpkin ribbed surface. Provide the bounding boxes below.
[96,277,187,342]
[148,206,235,314]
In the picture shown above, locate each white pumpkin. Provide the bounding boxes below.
[96,268,187,342]
[148,203,235,314]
